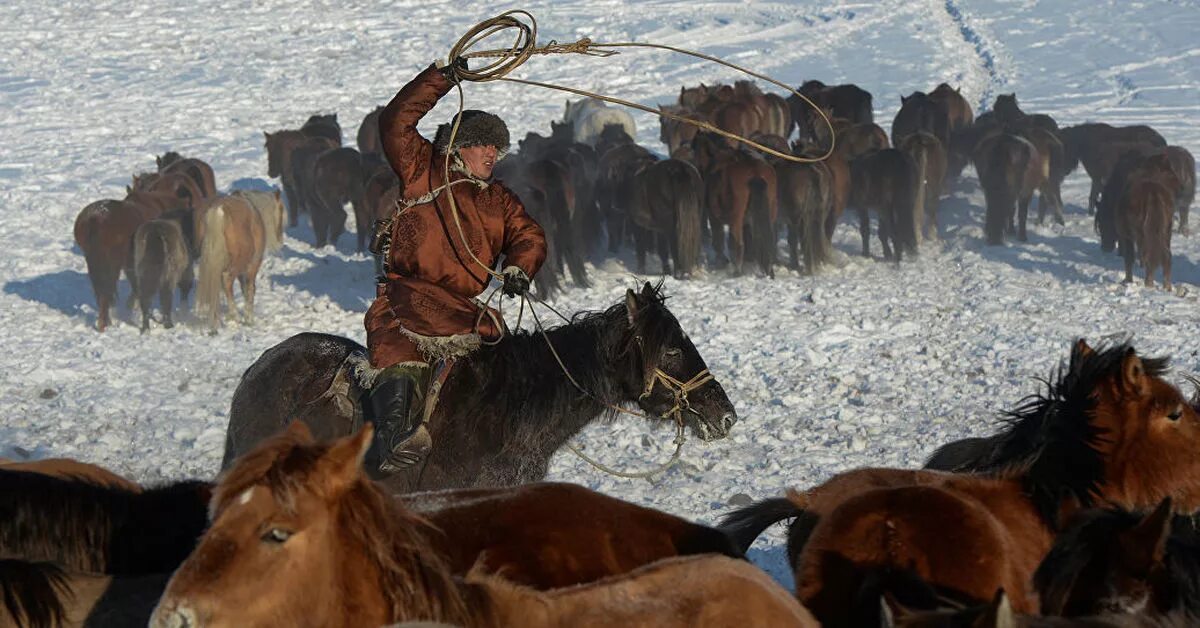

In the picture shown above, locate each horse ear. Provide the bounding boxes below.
[982,589,1016,628]
[320,425,373,492]
[878,596,896,627]
[625,288,640,324]
[1121,348,1150,397]
[1119,497,1172,577]
[1074,338,1094,359]
[285,419,315,443]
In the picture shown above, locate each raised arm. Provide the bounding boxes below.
[378,64,453,193]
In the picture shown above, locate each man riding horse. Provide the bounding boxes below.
[365,58,546,474]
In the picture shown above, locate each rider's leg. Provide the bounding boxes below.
[364,362,431,474]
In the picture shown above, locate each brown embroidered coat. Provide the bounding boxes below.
[365,64,546,369]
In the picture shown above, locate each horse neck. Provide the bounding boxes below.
[534,313,639,433]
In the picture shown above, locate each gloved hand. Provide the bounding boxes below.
[437,56,469,85]
[501,266,530,297]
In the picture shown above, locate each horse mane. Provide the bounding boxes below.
[0,560,69,628]
[449,283,675,441]
[212,431,480,625]
[963,341,1170,527]
[0,469,210,574]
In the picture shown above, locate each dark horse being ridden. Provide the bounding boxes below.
[222,283,738,493]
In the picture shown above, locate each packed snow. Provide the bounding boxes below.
[0,0,1197,587]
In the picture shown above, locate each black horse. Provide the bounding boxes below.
[222,283,738,492]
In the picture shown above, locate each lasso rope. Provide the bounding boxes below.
[433,11,803,478]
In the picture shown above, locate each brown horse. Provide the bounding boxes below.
[300,112,341,145]
[1097,146,1173,252]
[1117,179,1177,289]
[1019,126,1067,226]
[402,481,743,589]
[194,195,265,329]
[974,132,1042,244]
[132,170,204,209]
[263,129,309,226]
[892,91,951,149]
[358,105,384,156]
[897,132,947,242]
[792,80,874,145]
[231,189,285,253]
[0,457,141,492]
[310,145,362,248]
[1164,146,1196,235]
[0,560,170,628]
[157,152,217,200]
[775,157,833,273]
[1059,124,1166,214]
[724,339,1200,626]
[848,148,918,261]
[694,133,778,274]
[153,423,816,628]
[928,83,974,132]
[74,200,159,331]
[133,215,193,331]
[596,140,657,253]
[630,158,704,278]
[834,120,890,161]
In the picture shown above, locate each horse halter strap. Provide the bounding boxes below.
[640,368,715,426]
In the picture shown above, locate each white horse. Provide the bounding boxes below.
[563,97,637,146]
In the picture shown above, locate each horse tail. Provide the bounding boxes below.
[805,164,833,271]
[893,155,919,257]
[546,168,588,288]
[912,141,929,244]
[0,559,70,628]
[196,204,229,328]
[747,176,776,277]
[134,223,167,317]
[674,162,703,277]
[718,496,804,554]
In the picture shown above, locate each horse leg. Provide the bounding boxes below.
[1163,237,1173,291]
[879,210,896,262]
[731,223,745,276]
[160,284,175,329]
[282,179,300,227]
[179,263,194,306]
[787,222,800,271]
[1018,191,1032,241]
[710,217,728,268]
[222,271,237,324]
[1180,201,1191,237]
[858,206,871,257]
[311,200,328,248]
[657,231,673,278]
[238,274,256,325]
[1121,237,1135,284]
[1088,177,1102,216]
[633,226,649,274]
[1052,181,1066,226]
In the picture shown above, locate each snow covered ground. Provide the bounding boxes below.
[0,0,1197,587]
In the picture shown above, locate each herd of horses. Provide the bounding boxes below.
[3,320,1200,626]
[72,73,1196,332]
[73,153,284,332]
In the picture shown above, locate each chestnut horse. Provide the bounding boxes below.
[74,199,160,331]
[231,189,285,253]
[723,340,1200,626]
[775,157,833,273]
[694,133,778,275]
[0,457,141,492]
[152,423,817,628]
[194,195,265,329]
[156,152,217,201]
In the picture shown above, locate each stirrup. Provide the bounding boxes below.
[379,425,431,474]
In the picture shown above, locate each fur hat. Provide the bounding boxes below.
[433,110,510,154]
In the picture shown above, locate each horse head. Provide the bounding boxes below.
[621,282,737,442]
[152,422,467,628]
[263,131,283,178]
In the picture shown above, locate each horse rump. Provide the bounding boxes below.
[134,219,191,332]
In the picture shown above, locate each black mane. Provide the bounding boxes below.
[0,470,211,575]
[927,341,1169,527]
[0,560,68,628]
[438,284,678,469]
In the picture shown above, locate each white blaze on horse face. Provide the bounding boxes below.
[237,487,256,507]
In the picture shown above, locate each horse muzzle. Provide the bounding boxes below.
[695,410,737,442]
[150,603,202,628]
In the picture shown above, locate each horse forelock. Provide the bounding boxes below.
[211,433,472,624]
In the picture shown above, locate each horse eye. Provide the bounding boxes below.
[1168,404,1184,421]
[262,527,292,544]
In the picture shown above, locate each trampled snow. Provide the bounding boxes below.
[1,0,1198,588]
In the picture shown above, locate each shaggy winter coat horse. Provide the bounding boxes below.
[848,148,918,261]
[194,195,265,329]
[630,158,704,278]
[974,132,1042,244]
[133,216,193,331]
[897,132,947,241]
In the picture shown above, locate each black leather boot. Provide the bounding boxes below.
[364,372,431,474]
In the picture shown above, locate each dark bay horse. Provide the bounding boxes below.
[222,283,738,492]
[154,424,817,628]
[1118,178,1177,289]
[775,158,833,273]
[357,105,384,156]
[892,91,950,149]
[156,152,217,201]
[928,83,974,132]
[630,158,704,278]
[792,80,874,144]
[974,132,1042,244]
[1059,123,1166,214]
[0,560,170,628]
[133,216,193,332]
[263,129,308,226]
[300,112,341,145]
[0,467,210,575]
[897,132,947,242]
[310,145,362,249]
[848,148,918,261]
[724,340,1200,625]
